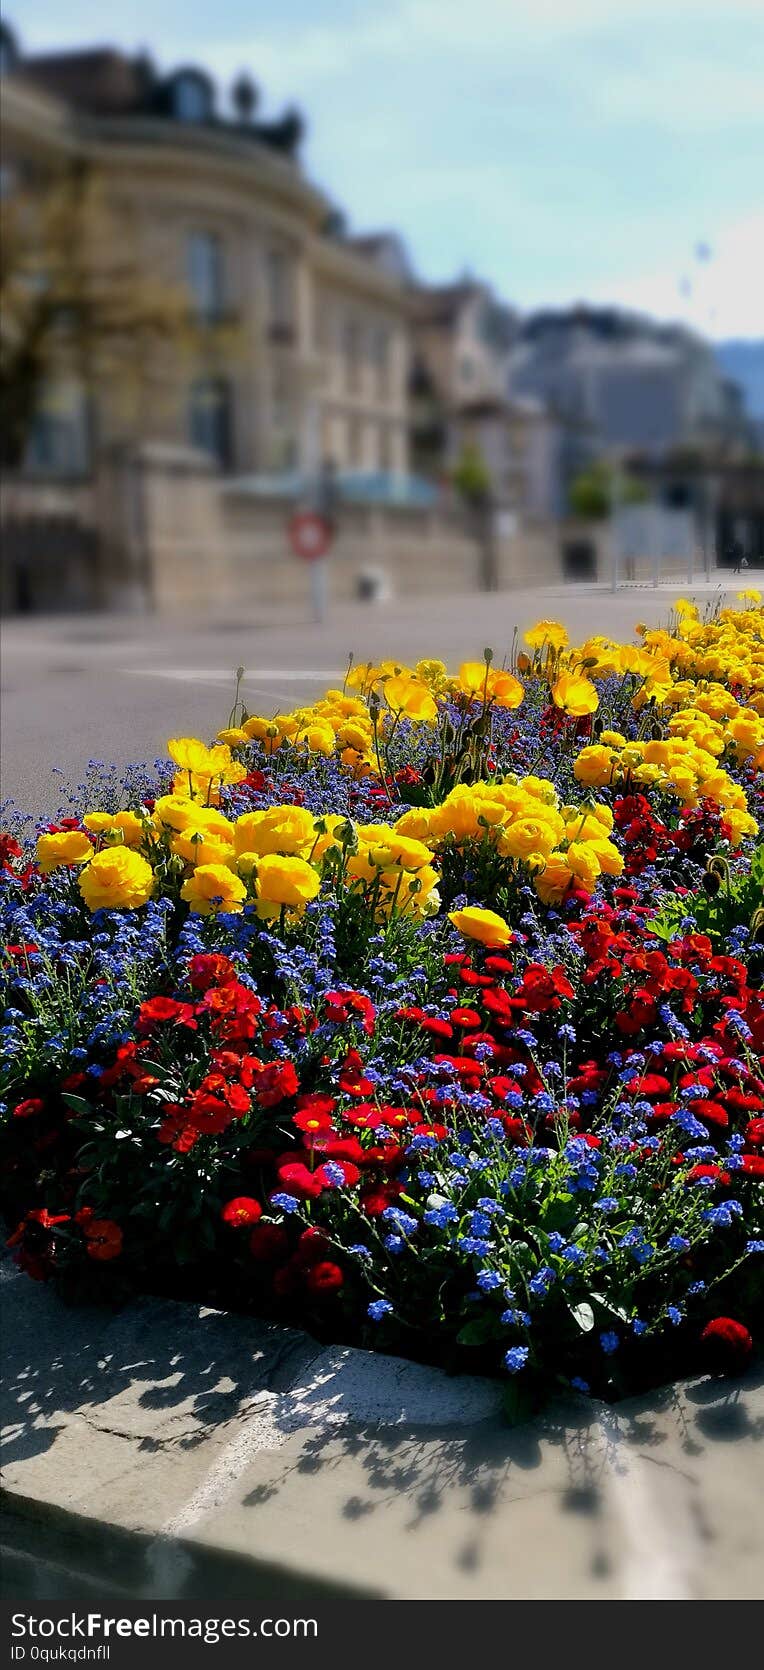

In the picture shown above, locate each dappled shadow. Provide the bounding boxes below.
[2,1262,762,1597]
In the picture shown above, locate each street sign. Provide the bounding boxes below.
[289,510,332,562]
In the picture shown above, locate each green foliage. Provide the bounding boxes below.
[452,441,492,505]
[651,846,764,949]
[569,461,649,520]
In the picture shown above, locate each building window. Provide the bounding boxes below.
[186,231,224,322]
[265,248,291,329]
[188,377,232,469]
[348,417,362,468]
[344,316,361,395]
[371,325,390,401]
[24,380,90,478]
[171,73,212,124]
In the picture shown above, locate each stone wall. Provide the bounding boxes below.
[2,446,613,616]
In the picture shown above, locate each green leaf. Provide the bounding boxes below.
[61,1094,92,1114]
[457,1316,501,1347]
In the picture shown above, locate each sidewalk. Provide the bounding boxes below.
[2,1265,762,1600]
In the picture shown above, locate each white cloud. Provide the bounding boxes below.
[584,213,764,338]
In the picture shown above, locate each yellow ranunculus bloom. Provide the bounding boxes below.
[234,806,316,859]
[573,746,614,788]
[83,811,145,848]
[36,831,94,874]
[295,721,336,755]
[253,854,321,917]
[79,847,154,911]
[180,863,247,915]
[533,851,575,905]
[499,816,559,861]
[448,906,512,947]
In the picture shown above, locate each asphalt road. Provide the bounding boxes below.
[1,577,740,820]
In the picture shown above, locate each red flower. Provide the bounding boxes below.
[740,1154,764,1178]
[514,964,574,1013]
[13,1097,44,1119]
[253,1060,299,1108]
[324,990,376,1036]
[188,953,238,991]
[221,1196,262,1227]
[450,1007,482,1030]
[686,1163,731,1186]
[275,1161,324,1200]
[337,1048,374,1096]
[293,1105,334,1136]
[691,1099,729,1131]
[305,1260,344,1295]
[84,1219,123,1261]
[293,1226,331,1267]
[745,1118,764,1147]
[315,1159,361,1188]
[136,997,197,1035]
[701,1317,753,1375]
[249,1222,289,1262]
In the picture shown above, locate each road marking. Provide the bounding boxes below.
[120,667,344,685]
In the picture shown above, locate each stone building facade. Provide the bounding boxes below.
[1,24,411,485]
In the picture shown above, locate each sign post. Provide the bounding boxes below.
[288,510,333,623]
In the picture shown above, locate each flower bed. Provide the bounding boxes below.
[2,596,763,1417]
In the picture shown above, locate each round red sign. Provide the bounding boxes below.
[288,511,332,561]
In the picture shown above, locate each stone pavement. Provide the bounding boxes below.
[1,577,743,817]
[2,1265,762,1601]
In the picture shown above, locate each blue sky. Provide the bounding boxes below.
[10,0,764,337]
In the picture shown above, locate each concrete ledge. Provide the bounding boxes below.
[2,1264,762,1600]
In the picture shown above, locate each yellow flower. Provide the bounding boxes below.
[216,727,249,746]
[154,794,205,831]
[448,906,512,947]
[573,745,614,788]
[415,658,448,690]
[180,863,247,915]
[83,811,145,847]
[167,737,216,774]
[499,816,559,861]
[565,842,601,891]
[36,831,94,874]
[171,829,236,868]
[253,854,321,917]
[524,620,569,651]
[384,676,438,724]
[395,807,434,841]
[79,848,154,911]
[533,851,575,905]
[295,720,336,755]
[490,670,524,709]
[234,806,316,859]
[551,671,599,716]
[456,662,491,699]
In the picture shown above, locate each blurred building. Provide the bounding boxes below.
[0,20,411,482]
[407,278,570,517]
[507,305,754,460]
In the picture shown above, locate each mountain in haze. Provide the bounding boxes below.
[715,339,764,419]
